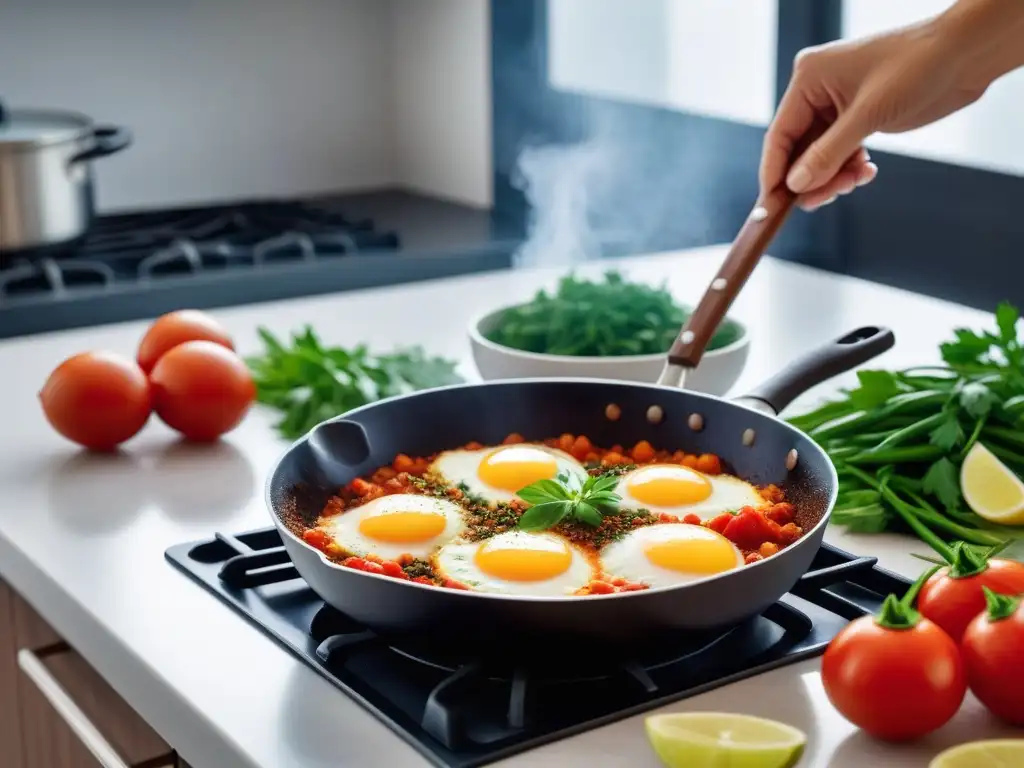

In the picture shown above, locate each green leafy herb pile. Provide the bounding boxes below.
[246,326,462,440]
[788,301,1024,558]
[485,271,744,357]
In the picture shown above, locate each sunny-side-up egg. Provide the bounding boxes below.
[601,523,744,588]
[614,463,765,519]
[318,493,466,561]
[435,530,598,596]
[429,443,587,503]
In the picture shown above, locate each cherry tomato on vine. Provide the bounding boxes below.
[917,543,1024,643]
[961,587,1024,726]
[821,569,966,742]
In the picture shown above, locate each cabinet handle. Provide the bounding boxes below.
[17,647,175,768]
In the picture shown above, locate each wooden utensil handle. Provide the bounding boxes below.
[667,120,828,369]
[666,186,798,368]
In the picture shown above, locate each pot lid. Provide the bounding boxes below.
[0,103,92,151]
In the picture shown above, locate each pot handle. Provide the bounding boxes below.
[69,125,132,164]
[734,326,895,416]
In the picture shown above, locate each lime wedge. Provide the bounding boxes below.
[930,739,1024,767]
[960,442,1024,524]
[645,712,807,768]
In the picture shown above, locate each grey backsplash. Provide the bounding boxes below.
[0,0,492,212]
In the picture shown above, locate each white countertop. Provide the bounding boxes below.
[0,246,1018,768]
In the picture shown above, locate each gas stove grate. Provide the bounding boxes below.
[0,198,515,339]
[166,528,910,768]
[0,201,401,298]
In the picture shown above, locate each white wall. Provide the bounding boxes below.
[548,0,777,126]
[844,0,1024,177]
[0,0,493,212]
[391,0,493,207]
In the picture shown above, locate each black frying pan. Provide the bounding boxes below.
[264,184,894,658]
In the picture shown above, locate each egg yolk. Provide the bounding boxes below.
[644,529,739,575]
[358,511,447,543]
[626,465,712,507]
[474,535,573,582]
[477,445,559,492]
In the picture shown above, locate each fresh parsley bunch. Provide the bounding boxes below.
[246,326,462,440]
[485,271,743,357]
[516,473,622,530]
[787,301,1024,559]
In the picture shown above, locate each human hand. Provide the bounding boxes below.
[760,15,992,211]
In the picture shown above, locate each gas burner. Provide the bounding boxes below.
[167,528,911,768]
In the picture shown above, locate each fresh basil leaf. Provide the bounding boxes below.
[517,501,571,531]
[574,502,603,527]
[592,500,621,516]
[516,479,567,505]
[585,491,621,506]
[589,474,620,494]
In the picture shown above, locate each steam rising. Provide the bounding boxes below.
[509,107,714,270]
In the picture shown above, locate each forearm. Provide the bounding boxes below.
[935,0,1024,88]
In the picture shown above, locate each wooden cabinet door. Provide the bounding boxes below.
[0,579,26,768]
[11,592,175,768]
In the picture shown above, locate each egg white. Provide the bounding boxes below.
[319,493,466,560]
[601,524,744,588]
[429,445,587,504]
[434,531,597,596]
[614,465,765,519]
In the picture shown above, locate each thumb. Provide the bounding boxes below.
[786,109,871,194]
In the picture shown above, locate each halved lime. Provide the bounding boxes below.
[645,712,807,768]
[930,739,1024,768]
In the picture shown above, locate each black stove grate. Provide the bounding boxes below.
[0,199,514,339]
[166,528,911,768]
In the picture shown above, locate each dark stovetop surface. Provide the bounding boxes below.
[165,527,911,768]
[0,191,521,339]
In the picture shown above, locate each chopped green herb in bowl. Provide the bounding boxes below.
[468,271,749,395]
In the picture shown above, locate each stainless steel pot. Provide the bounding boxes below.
[0,102,132,254]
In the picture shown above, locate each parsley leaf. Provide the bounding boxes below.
[959,381,998,419]
[515,472,623,530]
[246,325,462,440]
[847,370,903,411]
[923,458,962,511]
[832,503,893,533]
[929,414,964,451]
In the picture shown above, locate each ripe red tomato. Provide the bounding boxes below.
[821,596,966,741]
[149,341,255,442]
[137,309,234,374]
[39,351,151,451]
[917,546,1024,644]
[961,588,1024,725]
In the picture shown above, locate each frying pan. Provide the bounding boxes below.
[265,186,895,658]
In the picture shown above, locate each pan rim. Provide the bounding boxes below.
[264,377,839,604]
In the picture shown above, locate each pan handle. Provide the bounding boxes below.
[733,326,895,416]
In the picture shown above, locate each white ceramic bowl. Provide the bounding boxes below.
[469,304,750,396]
